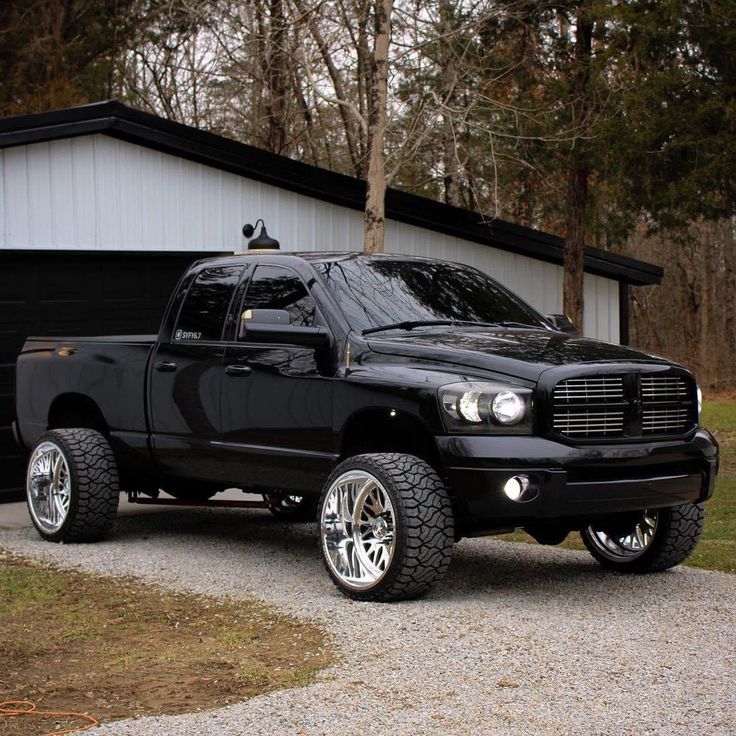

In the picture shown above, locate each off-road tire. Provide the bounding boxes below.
[27,428,119,543]
[581,503,705,573]
[265,493,319,521]
[318,453,454,602]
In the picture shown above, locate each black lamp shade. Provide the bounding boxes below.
[248,224,280,250]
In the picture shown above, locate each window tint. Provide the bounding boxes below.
[240,265,316,333]
[175,266,242,341]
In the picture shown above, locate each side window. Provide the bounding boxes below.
[175,266,243,342]
[240,265,316,335]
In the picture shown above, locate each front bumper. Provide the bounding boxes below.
[437,428,719,528]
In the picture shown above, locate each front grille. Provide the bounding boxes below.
[641,375,688,400]
[553,408,626,436]
[553,376,624,403]
[641,376,691,434]
[553,376,625,437]
[552,373,695,441]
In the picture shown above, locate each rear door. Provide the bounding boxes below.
[149,264,244,482]
[220,264,336,492]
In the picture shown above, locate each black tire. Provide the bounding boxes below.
[318,453,454,602]
[26,428,119,543]
[265,492,318,521]
[581,503,705,573]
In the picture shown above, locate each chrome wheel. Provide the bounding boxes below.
[320,470,396,591]
[27,441,72,534]
[585,510,659,561]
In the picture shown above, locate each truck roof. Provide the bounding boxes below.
[195,251,439,268]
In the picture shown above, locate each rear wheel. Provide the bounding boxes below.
[581,503,705,573]
[26,428,119,543]
[318,453,454,602]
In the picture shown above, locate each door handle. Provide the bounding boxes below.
[155,361,177,373]
[225,364,252,377]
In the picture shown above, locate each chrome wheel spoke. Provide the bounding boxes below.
[26,442,72,534]
[586,510,660,561]
[321,470,396,591]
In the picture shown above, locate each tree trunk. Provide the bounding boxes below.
[363,0,393,254]
[266,0,287,154]
[562,9,593,331]
[563,155,588,330]
[439,0,460,207]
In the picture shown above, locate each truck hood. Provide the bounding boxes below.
[366,328,669,383]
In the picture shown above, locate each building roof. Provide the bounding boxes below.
[0,100,662,286]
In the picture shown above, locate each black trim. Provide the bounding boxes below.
[0,100,663,286]
[619,282,630,345]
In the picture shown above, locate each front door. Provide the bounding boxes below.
[149,264,244,482]
[220,264,336,492]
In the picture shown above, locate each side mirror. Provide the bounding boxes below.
[241,308,290,327]
[545,314,578,334]
[239,309,331,348]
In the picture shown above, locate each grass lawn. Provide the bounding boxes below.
[498,400,736,573]
[0,553,330,735]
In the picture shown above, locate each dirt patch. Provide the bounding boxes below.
[0,552,331,735]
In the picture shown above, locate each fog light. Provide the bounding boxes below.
[503,474,530,502]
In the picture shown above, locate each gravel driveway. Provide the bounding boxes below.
[2,507,734,735]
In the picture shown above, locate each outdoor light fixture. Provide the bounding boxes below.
[243,219,280,250]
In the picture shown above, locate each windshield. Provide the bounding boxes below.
[314,257,548,333]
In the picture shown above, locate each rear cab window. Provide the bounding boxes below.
[174,266,243,342]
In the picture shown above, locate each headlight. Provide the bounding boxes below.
[492,390,525,424]
[697,385,703,419]
[439,382,533,434]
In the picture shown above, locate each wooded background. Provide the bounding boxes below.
[1,0,734,388]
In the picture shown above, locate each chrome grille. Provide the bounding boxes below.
[641,376,692,435]
[553,408,625,436]
[553,376,625,437]
[552,373,695,440]
[554,376,624,403]
[641,376,688,400]
[642,406,690,432]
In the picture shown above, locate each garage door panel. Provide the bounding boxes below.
[102,267,151,300]
[1,250,224,495]
[0,393,14,417]
[0,366,12,395]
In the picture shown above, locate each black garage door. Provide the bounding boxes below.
[0,250,224,498]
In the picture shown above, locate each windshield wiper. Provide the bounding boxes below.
[362,320,461,335]
[492,320,542,330]
[362,319,531,335]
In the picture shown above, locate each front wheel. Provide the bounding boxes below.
[318,453,454,602]
[581,503,705,573]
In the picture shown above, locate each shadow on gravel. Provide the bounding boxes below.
[101,508,698,610]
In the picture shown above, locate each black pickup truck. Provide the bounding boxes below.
[15,248,718,601]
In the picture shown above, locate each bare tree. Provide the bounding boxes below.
[363,0,394,253]
[562,4,594,330]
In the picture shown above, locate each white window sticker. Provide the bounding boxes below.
[175,330,202,341]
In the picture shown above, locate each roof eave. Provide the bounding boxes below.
[0,101,663,287]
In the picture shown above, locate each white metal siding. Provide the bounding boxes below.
[0,134,619,342]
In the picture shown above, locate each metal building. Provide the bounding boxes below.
[0,101,663,494]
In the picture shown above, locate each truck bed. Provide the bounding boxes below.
[15,335,156,455]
